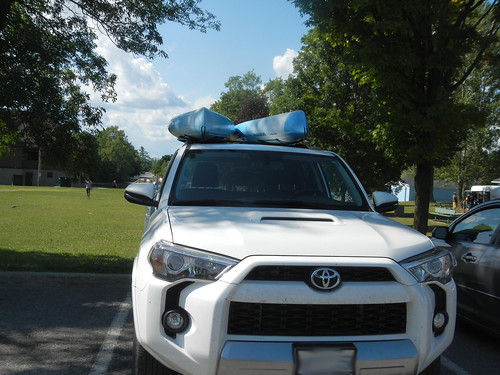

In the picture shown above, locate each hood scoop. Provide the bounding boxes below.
[260,216,335,223]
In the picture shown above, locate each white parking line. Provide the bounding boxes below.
[88,292,132,375]
[442,355,471,375]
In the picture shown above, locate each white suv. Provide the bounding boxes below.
[125,109,456,375]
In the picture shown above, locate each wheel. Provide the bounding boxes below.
[419,356,440,375]
[132,335,180,375]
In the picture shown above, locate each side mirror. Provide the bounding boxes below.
[432,226,449,240]
[124,183,159,207]
[372,191,399,213]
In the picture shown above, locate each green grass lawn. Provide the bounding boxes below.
[0,185,145,274]
[0,186,452,274]
[384,201,452,236]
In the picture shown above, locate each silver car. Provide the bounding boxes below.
[432,199,500,335]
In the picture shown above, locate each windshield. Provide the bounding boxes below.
[170,149,369,210]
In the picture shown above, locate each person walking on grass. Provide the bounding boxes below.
[85,179,92,200]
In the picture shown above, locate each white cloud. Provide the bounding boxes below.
[273,48,298,78]
[89,37,215,157]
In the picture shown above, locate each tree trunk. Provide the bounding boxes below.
[413,162,433,234]
[457,178,465,209]
[37,148,42,186]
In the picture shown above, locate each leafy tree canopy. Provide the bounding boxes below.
[233,96,269,124]
[435,44,500,202]
[152,155,173,177]
[291,0,497,166]
[290,0,499,232]
[61,131,100,182]
[0,0,219,155]
[138,146,153,173]
[211,70,269,123]
[265,28,400,192]
[96,126,140,182]
[59,128,157,182]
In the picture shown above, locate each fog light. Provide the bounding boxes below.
[162,309,189,333]
[433,311,448,333]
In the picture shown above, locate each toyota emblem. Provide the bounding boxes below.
[309,268,341,291]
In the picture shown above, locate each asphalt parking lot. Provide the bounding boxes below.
[1,271,499,375]
[0,272,133,375]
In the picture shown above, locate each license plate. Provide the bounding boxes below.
[294,345,356,375]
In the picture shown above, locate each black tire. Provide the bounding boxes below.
[419,356,441,375]
[132,335,180,375]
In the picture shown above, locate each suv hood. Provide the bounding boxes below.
[167,207,432,262]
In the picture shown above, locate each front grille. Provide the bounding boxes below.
[245,266,395,282]
[228,302,406,336]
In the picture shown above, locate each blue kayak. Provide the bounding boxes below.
[235,110,308,144]
[168,107,235,141]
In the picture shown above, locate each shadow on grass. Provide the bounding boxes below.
[0,248,133,274]
[383,212,446,237]
[383,211,415,219]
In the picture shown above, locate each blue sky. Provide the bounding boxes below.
[92,0,309,158]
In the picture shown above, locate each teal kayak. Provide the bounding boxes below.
[169,108,308,144]
[168,107,235,141]
[235,110,308,144]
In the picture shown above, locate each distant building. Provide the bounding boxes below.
[0,144,70,186]
[391,178,457,202]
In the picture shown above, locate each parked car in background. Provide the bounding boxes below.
[432,199,500,335]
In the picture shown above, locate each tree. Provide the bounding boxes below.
[211,71,269,123]
[233,96,269,124]
[265,29,401,192]
[0,0,219,156]
[486,149,500,182]
[152,155,173,177]
[96,126,140,182]
[61,127,158,182]
[0,3,109,157]
[263,77,298,116]
[138,147,153,173]
[435,45,500,203]
[59,131,100,182]
[435,127,493,202]
[291,0,499,233]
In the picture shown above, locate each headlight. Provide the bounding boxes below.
[148,240,237,282]
[401,248,456,284]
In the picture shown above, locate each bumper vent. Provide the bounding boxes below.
[245,266,395,282]
[228,302,406,336]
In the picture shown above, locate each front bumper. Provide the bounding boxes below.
[133,255,456,375]
[219,340,417,375]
